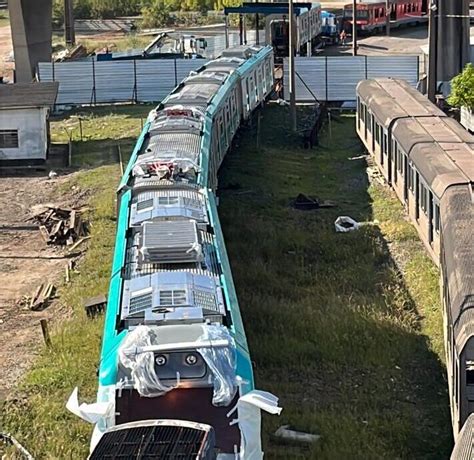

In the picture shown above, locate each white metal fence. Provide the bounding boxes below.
[283,55,420,102]
[37,59,208,106]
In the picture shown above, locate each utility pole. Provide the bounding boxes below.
[64,0,75,46]
[427,0,438,102]
[289,0,297,132]
[386,0,391,36]
[352,0,357,56]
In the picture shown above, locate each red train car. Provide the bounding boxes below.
[343,0,428,33]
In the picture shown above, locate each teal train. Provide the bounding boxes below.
[68,45,282,459]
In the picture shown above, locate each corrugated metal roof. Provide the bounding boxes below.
[358,78,443,126]
[0,82,59,109]
[441,186,474,354]
[451,413,474,459]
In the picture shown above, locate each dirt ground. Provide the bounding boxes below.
[0,24,13,79]
[0,172,85,401]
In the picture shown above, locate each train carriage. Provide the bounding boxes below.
[356,78,474,449]
[344,0,427,33]
[68,45,280,460]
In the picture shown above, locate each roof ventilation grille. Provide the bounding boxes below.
[141,220,203,264]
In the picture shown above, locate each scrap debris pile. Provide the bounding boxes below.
[16,283,56,311]
[31,206,88,246]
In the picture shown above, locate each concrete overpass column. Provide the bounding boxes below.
[8,0,52,82]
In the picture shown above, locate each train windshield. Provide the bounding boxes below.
[344,8,369,19]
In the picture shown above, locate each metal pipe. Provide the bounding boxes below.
[427,0,438,102]
[289,0,297,132]
[225,15,229,48]
[64,0,75,46]
[352,0,357,56]
[386,0,390,36]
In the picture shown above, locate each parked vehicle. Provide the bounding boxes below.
[356,78,474,457]
[68,45,282,459]
[343,0,428,33]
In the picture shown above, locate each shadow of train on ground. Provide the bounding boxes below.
[218,105,452,459]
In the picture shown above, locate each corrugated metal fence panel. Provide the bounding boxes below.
[366,55,419,85]
[327,56,366,101]
[293,58,326,101]
[38,61,94,105]
[95,60,135,103]
[284,55,419,102]
[136,60,179,103]
[38,59,207,105]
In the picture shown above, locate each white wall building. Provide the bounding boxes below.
[0,82,58,162]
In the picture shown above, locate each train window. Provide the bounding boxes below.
[396,149,401,174]
[466,362,474,386]
[420,183,427,214]
[435,204,440,233]
[407,164,414,191]
[415,172,420,219]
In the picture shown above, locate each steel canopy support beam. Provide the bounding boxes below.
[352,0,357,56]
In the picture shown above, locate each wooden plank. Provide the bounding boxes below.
[39,225,50,243]
[40,319,52,348]
[68,236,91,252]
[30,284,44,309]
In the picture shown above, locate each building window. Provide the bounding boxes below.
[0,130,19,149]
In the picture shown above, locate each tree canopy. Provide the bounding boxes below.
[53,0,239,26]
[448,63,474,111]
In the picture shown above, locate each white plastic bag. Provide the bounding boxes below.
[334,216,360,233]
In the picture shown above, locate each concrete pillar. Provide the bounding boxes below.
[437,0,470,82]
[8,0,52,82]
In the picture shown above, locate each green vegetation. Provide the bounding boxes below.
[218,106,451,458]
[0,9,9,27]
[50,105,151,166]
[1,105,451,458]
[51,0,238,28]
[448,63,474,110]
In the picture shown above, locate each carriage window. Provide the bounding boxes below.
[434,204,440,233]
[407,164,413,191]
[466,361,474,385]
[420,183,427,214]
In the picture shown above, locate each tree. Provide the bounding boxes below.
[448,63,474,111]
[141,0,172,28]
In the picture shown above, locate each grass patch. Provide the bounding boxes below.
[0,10,9,27]
[1,165,118,458]
[51,105,152,167]
[218,105,451,459]
[52,32,151,56]
[1,104,450,459]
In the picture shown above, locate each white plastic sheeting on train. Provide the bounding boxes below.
[197,324,237,406]
[283,55,420,102]
[227,390,282,460]
[118,324,237,404]
[66,387,114,424]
